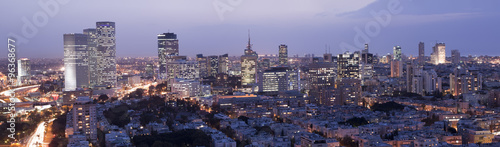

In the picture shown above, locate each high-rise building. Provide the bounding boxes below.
[360,44,374,85]
[166,59,199,81]
[69,97,97,142]
[337,52,360,79]
[241,32,258,86]
[17,58,30,86]
[83,28,98,88]
[219,54,229,74]
[450,66,482,96]
[64,34,89,91]
[391,46,403,78]
[393,45,402,61]
[431,43,446,65]
[336,78,362,105]
[452,49,461,64]
[422,69,442,94]
[418,42,425,65]
[94,21,117,88]
[196,54,209,78]
[258,67,299,95]
[171,78,201,98]
[279,44,288,66]
[208,55,219,77]
[391,60,403,78]
[308,62,336,104]
[158,33,179,79]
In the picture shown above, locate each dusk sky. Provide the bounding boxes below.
[2,0,499,58]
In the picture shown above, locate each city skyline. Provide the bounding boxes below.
[2,0,500,58]
[3,1,500,146]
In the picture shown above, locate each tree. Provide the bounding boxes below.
[237,116,250,124]
[135,88,145,98]
[98,94,109,102]
[345,117,369,127]
[338,135,358,147]
[148,85,155,96]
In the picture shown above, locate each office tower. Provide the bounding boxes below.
[64,34,90,91]
[241,32,258,86]
[336,78,362,105]
[406,62,415,92]
[431,43,446,65]
[452,50,461,64]
[391,46,403,78]
[158,32,179,79]
[17,58,30,86]
[219,54,229,74]
[278,44,288,66]
[418,42,425,65]
[359,63,373,84]
[259,58,271,70]
[208,55,219,77]
[450,66,482,96]
[258,67,299,95]
[145,63,154,77]
[360,44,374,85]
[361,44,373,64]
[337,51,360,79]
[83,28,98,88]
[70,97,97,142]
[196,54,209,78]
[364,43,369,53]
[94,21,117,88]
[393,46,402,61]
[308,62,336,104]
[166,59,198,81]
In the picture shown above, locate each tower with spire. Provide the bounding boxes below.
[244,30,257,56]
[241,30,258,87]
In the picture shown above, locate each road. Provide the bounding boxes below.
[0,85,40,103]
[26,118,55,147]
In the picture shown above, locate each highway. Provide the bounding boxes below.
[26,118,55,147]
[0,85,40,103]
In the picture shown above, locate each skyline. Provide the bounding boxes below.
[2,0,500,58]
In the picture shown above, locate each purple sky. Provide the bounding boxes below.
[2,0,499,58]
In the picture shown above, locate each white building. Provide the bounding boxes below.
[171,78,201,98]
[17,58,31,86]
[70,97,97,142]
[64,34,89,91]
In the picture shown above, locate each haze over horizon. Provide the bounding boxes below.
[2,0,499,58]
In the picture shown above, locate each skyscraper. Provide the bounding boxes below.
[84,28,98,88]
[393,46,402,61]
[94,21,116,88]
[391,46,403,78]
[158,33,179,79]
[241,32,258,86]
[219,54,229,74]
[64,34,89,91]
[208,55,219,77]
[452,49,461,64]
[431,43,446,65]
[278,44,288,66]
[418,42,425,64]
[337,51,360,79]
[308,62,336,103]
[196,54,209,78]
[17,58,30,86]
